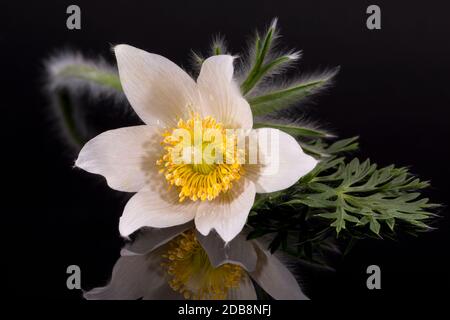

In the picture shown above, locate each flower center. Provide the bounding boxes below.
[157,114,244,202]
[161,230,243,300]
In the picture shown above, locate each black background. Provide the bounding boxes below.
[3,0,450,300]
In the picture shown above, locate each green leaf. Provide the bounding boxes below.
[242,54,298,96]
[299,142,332,158]
[299,137,359,160]
[385,218,395,231]
[297,157,438,236]
[56,90,84,147]
[253,122,333,138]
[326,136,360,154]
[252,191,284,210]
[210,36,228,56]
[240,19,302,98]
[240,19,278,95]
[190,50,205,71]
[317,202,360,235]
[369,217,381,236]
[247,70,338,116]
[57,64,122,91]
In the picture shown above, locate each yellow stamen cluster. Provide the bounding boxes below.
[157,114,243,202]
[161,230,243,300]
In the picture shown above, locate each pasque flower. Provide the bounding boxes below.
[75,44,317,241]
[84,223,308,300]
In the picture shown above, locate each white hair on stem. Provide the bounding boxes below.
[188,35,230,77]
[248,67,340,116]
[44,50,126,104]
[250,67,340,98]
[41,50,131,155]
[255,113,336,140]
[210,34,229,56]
[236,18,301,90]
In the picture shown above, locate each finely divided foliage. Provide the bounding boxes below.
[288,158,437,235]
[45,19,438,259]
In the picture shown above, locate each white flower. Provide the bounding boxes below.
[84,223,308,300]
[75,44,318,242]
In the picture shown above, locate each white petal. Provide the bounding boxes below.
[249,241,309,300]
[115,44,201,127]
[246,128,318,193]
[75,125,161,192]
[196,230,257,272]
[83,253,165,300]
[122,222,193,256]
[227,274,257,300]
[119,186,198,237]
[194,179,256,242]
[197,55,253,129]
[143,282,183,300]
